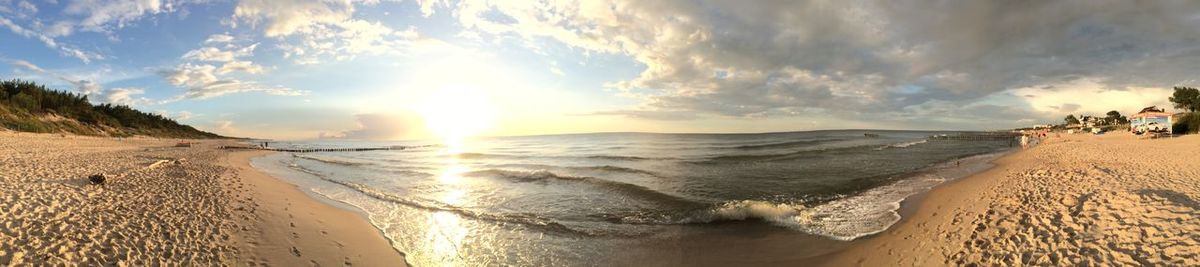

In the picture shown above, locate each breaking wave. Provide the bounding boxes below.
[876,139,928,150]
[286,163,598,236]
[464,169,704,208]
[728,138,849,150]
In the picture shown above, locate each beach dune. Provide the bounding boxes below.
[827,133,1200,266]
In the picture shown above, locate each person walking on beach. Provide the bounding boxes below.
[1020,134,1030,149]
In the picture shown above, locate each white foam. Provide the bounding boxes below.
[876,139,928,150]
[687,152,1004,241]
[704,200,802,222]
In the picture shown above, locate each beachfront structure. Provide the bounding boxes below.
[1077,115,1104,127]
[1130,106,1172,134]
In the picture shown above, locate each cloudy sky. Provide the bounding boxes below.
[2,0,1197,140]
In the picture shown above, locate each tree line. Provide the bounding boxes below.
[1171,87,1200,133]
[0,79,222,138]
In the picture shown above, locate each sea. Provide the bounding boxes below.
[249,130,1016,266]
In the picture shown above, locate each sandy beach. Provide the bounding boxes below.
[826,133,1200,266]
[0,131,406,266]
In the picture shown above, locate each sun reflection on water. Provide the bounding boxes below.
[426,211,467,264]
[438,164,468,185]
[424,156,473,265]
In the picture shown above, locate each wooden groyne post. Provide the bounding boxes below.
[218,145,414,153]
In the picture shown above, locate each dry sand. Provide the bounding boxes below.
[0,131,406,266]
[826,133,1200,266]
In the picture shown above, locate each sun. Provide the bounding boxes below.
[417,85,497,152]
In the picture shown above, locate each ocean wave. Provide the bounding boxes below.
[285,162,929,241]
[285,163,598,236]
[700,146,865,162]
[448,151,678,162]
[488,164,663,178]
[584,155,674,161]
[606,192,909,241]
[453,152,522,159]
[295,154,435,177]
[294,154,371,166]
[875,139,928,150]
[465,169,704,208]
[728,138,848,150]
[700,140,933,163]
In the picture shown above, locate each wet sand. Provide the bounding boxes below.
[826,133,1200,266]
[0,132,406,265]
[227,150,408,266]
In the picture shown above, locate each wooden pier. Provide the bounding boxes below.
[218,145,414,153]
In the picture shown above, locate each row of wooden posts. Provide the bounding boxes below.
[218,145,410,153]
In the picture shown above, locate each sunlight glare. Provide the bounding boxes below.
[417,85,497,152]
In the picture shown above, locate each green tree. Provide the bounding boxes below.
[1169,86,1200,112]
[10,93,38,112]
[1105,110,1128,125]
[0,79,222,138]
[1064,114,1080,125]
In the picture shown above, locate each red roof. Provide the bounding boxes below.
[1131,112,1172,118]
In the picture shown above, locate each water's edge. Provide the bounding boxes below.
[246,153,413,262]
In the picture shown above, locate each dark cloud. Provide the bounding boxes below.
[1059,104,1082,113]
[450,0,1200,128]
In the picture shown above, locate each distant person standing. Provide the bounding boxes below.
[1020,134,1030,149]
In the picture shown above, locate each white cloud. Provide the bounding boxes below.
[1,0,206,63]
[103,87,151,106]
[231,0,353,37]
[231,0,421,64]
[204,33,235,43]
[0,16,103,63]
[414,0,442,17]
[11,59,46,73]
[181,43,257,62]
[7,59,164,106]
[1008,78,1176,117]
[154,110,194,120]
[216,60,264,75]
[174,111,193,120]
[35,21,75,38]
[173,80,306,100]
[162,63,218,87]
[165,34,288,101]
[17,1,36,13]
[63,0,180,33]
[181,47,236,62]
[160,63,305,101]
[430,0,1200,128]
[9,59,104,96]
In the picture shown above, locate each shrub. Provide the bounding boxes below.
[1174,112,1200,134]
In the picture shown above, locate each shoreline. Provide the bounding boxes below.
[608,144,1019,266]
[803,148,1018,265]
[817,140,1040,265]
[223,150,409,266]
[822,133,1200,265]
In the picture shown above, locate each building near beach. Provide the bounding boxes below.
[1130,106,1173,134]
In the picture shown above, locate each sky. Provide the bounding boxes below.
[1,0,1197,140]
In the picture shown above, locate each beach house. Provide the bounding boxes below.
[1078,115,1103,128]
[1130,106,1173,134]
